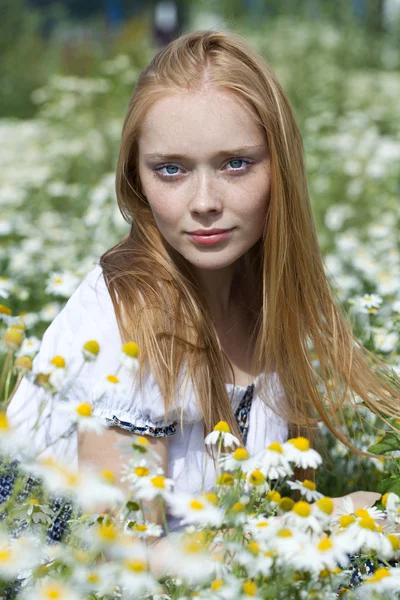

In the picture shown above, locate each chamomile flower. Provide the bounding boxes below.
[244,469,269,495]
[290,536,349,574]
[20,579,80,600]
[158,531,218,584]
[16,335,41,357]
[204,421,240,449]
[95,373,129,398]
[335,513,388,555]
[255,441,293,480]
[165,491,224,527]
[283,500,323,534]
[283,437,322,469]
[287,479,324,502]
[362,567,400,595]
[312,497,335,528]
[235,540,274,578]
[218,447,255,474]
[354,293,383,314]
[54,400,106,434]
[118,544,159,598]
[383,492,400,523]
[125,521,163,539]
[120,341,139,372]
[134,473,173,501]
[45,271,80,297]
[82,339,100,362]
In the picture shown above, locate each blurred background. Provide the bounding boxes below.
[1,0,400,497]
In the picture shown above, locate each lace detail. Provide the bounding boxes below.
[106,415,177,437]
[234,383,255,446]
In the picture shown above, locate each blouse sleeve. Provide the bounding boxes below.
[6,262,178,467]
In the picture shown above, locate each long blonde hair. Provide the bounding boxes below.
[100,29,400,455]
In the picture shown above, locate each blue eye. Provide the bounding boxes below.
[154,158,252,180]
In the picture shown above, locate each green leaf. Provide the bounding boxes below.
[379,476,400,496]
[368,433,400,455]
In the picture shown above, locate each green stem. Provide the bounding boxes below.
[0,350,12,401]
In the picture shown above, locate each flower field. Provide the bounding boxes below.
[0,14,400,599]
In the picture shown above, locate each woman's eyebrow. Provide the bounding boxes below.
[144,144,267,161]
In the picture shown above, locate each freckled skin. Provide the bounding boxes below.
[137,88,271,302]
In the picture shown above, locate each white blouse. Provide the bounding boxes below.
[7,262,288,531]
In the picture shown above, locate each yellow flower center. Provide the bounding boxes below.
[122,342,139,358]
[256,520,269,528]
[136,436,149,446]
[232,502,245,512]
[0,305,11,315]
[316,497,334,515]
[211,579,224,591]
[233,447,249,461]
[0,549,11,562]
[367,567,391,583]
[303,480,316,491]
[248,470,265,486]
[28,498,40,505]
[83,340,100,355]
[133,524,147,532]
[50,355,66,368]
[189,500,205,511]
[359,516,377,531]
[247,541,260,556]
[288,437,310,451]
[87,572,100,583]
[14,356,32,371]
[98,523,117,541]
[101,469,115,484]
[279,497,295,512]
[382,493,389,508]
[106,374,119,384]
[43,585,62,599]
[293,501,311,518]
[124,559,147,572]
[387,534,400,551]
[339,515,355,528]
[355,508,370,519]
[268,441,283,453]
[76,403,92,417]
[203,492,218,505]
[0,413,9,431]
[4,328,23,349]
[54,277,63,284]
[214,421,230,433]
[277,528,292,538]
[134,466,149,477]
[242,581,257,596]
[267,490,281,503]
[151,475,165,489]
[318,538,333,552]
[216,473,234,486]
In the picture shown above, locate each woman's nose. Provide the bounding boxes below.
[188,171,223,214]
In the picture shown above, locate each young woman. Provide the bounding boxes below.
[7,29,399,535]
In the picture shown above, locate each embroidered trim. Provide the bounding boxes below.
[234,383,254,447]
[106,415,177,437]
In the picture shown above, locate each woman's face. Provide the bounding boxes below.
[137,87,271,273]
